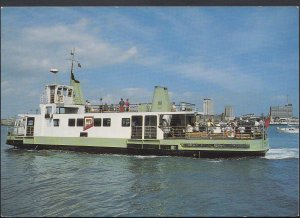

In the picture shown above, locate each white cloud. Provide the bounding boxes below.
[168,60,264,93]
[85,87,153,106]
[2,18,139,80]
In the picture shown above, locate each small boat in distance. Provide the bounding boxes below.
[276,118,299,134]
[277,125,299,134]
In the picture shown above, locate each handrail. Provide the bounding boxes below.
[88,103,141,113]
[7,126,25,136]
[159,125,265,140]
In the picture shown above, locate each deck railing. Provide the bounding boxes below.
[131,126,143,139]
[7,126,25,136]
[88,103,140,113]
[160,125,265,140]
[144,126,157,139]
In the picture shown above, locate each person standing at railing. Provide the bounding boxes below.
[125,99,130,112]
[104,103,108,112]
[85,100,89,112]
[119,98,125,112]
[207,119,211,133]
[110,104,114,111]
[87,101,92,113]
[99,98,103,113]
[171,102,176,112]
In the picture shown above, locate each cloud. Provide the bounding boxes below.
[1,7,298,118]
[167,60,264,93]
[2,18,139,80]
[84,87,152,106]
[271,95,289,104]
[1,80,14,95]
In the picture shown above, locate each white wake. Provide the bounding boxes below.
[264,148,299,160]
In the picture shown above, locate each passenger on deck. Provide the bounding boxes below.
[207,119,212,133]
[119,98,125,112]
[259,119,264,128]
[85,100,89,112]
[125,99,130,112]
[99,98,103,113]
[110,104,115,111]
[254,119,260,127]
[171,102,176,112]
[85,100,91,113]
[104,103,108,112]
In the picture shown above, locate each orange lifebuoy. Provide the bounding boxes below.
[225,131,235,138]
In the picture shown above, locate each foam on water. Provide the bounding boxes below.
[264,148,299,160]
[207,160,223,163]
[133,155,170,159]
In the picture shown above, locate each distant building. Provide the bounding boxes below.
[224,105,233,117]
[270,104,293,119]
[203,98,214,115]
[224,105,234,121]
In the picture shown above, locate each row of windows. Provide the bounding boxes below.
[52,117,156,128]
[68,118,113,127]
[64,118,131,127]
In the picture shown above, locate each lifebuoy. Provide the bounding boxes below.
[225,131,235,138]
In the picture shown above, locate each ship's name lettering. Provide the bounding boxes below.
[181,144,250,148]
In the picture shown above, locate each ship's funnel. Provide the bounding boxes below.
[151,86,171,112]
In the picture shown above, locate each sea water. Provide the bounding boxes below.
[1,126,298,216]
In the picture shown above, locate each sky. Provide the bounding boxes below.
[1,6,299,118]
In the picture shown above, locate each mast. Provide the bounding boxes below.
[68,48,85,105]
[70,48,75,79]
[71,48,75,74]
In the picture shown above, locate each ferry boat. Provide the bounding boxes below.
[6,51,270,158]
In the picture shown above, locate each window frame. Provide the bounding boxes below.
[103,118,111,127]
[77,118,84,127]
[94,118,102,127]
[122,118,130,127]
[68,118,75,127]
[53,119,60,127]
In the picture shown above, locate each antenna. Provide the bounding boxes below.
[67,48,81,78]
[70,48,75,75]
[50,68,59,85]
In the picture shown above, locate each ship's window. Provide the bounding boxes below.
[56,107,65,114]
[46,106,52,114]
[145,115,157,126]
[103,118,111,127]
[68,119,75,127]
[54,119,60,127]
[94,118,102,126]
[122,118,130,127]
[57,87,62,95]
[27,118,34,126]
[80,132,88,137]
[63,88,68,96]
[77,118,84,126]
[68,89,72,97]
